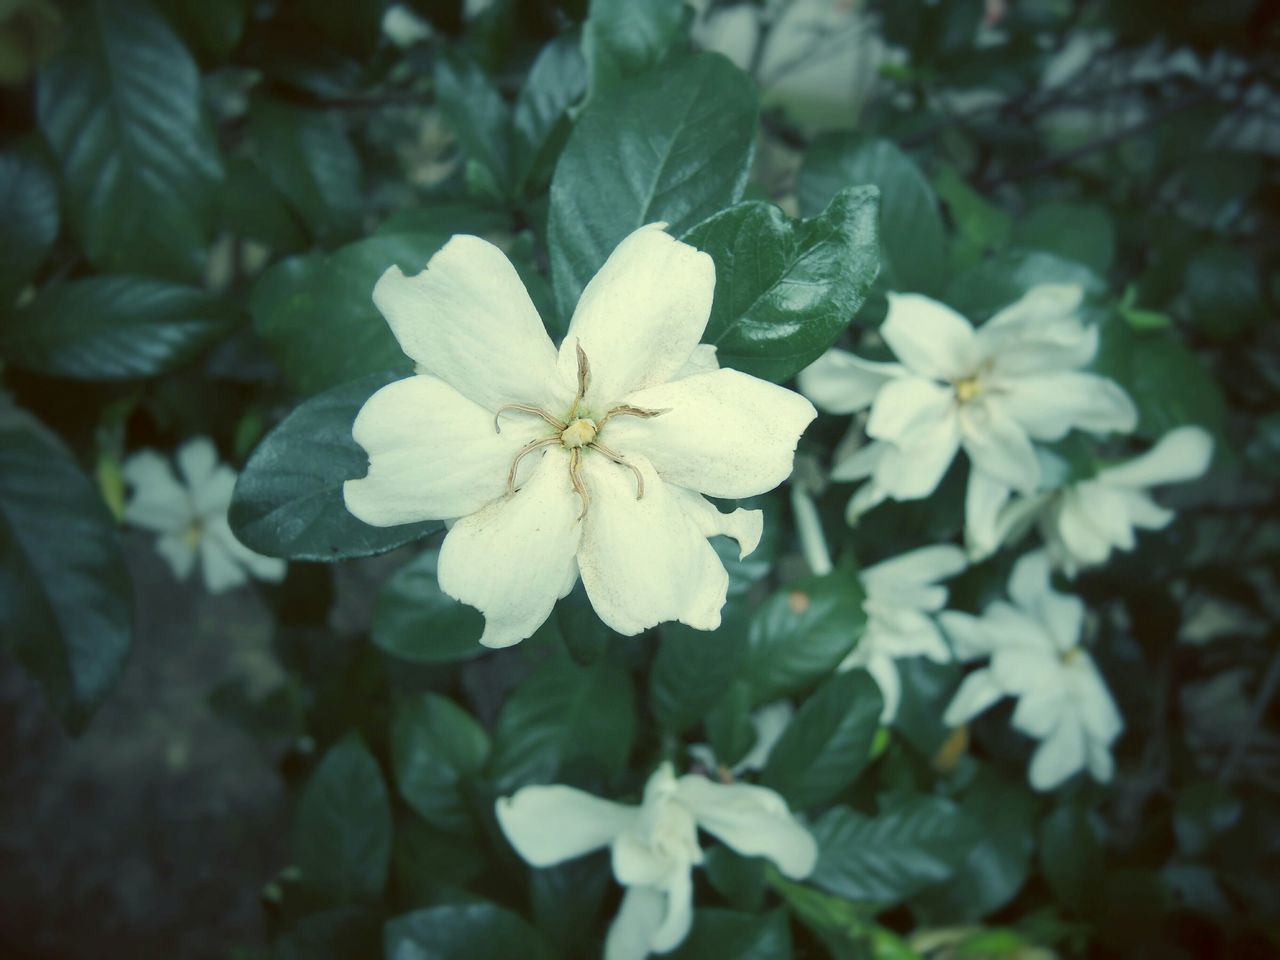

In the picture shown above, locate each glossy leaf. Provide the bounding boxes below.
[513,33,587,194]
[391,693,490,833]
[0,146,59,303]
[667,909,792,960]
[434,54,514,201]
[384,903,555,960]
[156,0,248,63]
[650,616,748,734]
[583,0,687,94]
[372,548,485,663]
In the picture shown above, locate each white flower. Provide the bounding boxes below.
[688,700,794,775]
[123,437,286,594]
[941,551,1122,791]
[797,285,1137,524]
[968,426,1214,575]
[344,224,816,648]
[840,544,967,723]
[496,763,817,960]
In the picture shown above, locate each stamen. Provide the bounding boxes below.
[588,440,645,500]
[569,340,591,418]
[596,404,669,431]
[493,403,566,434]
[569,447,590,520]
[507,437,559,493]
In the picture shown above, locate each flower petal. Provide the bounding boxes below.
[1028,713,1087,791]
[861,544,967,605]
[675,775,817,878]
[873,416,961,500]
[124,450,191,533]
[199,536,248,594]
[191,464,237,519]
[943,668,1004,726]
[650,869,694,953]
[345,374,545,526]
[1099,426,1213,488]
[983,284,1084,334]
[437,447,582,648]
[866,377,956,445]
[964,468,1014,559]
[155,532,197,580]
[559,223,715,406]
[176,437,219,491]
[861,652,901,723]
[670,487,763,559]
[605,886,666,960]
[1008,550,1082,652]
[604,369,816,499]
[1001,371,1137,441]
[831,440,885,483]
[797,348,904,414]
[496,783,636,867]
[674,343,720,380]
[881,293,978,380]
[206,514,287,583]
[578,455,728,635]
[736,702,795,772]
[959,401,1039,493]
[372,235,564,412]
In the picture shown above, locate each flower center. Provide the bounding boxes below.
[1060,647,1082,666]
[954,375,984,404]
[184,520,203,547]
[561,417,597,448]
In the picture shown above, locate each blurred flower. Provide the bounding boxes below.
[798,285,1137,528]
[941,551,1122,790]
[496,762,816,960]
[345,224,816,648]
[841,544,967,722]
[689,700,795,775]
[123,437,285,594]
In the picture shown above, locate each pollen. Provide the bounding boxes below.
[954,376,983,404]
[561,418,597,448]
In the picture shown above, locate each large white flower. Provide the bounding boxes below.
[968,426,1214,574]
[496,763,817,960]
[797,285,1137,522]
[344,223,816,648]
[941,551,1122,790]
[123,437,286,593]
[840,544,967,723]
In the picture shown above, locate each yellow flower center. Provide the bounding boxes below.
[184,520,203,547]
[1060,647,1082,666]
[954,376,983,404]
[561,418,597,448]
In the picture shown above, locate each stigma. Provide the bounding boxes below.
[561,418,597,448]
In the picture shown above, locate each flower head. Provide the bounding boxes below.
[344,223,816,647]
[941,550,1122,790]
[123,437,286,593]
[496,763,816,960]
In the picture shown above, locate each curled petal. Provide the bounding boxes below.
[675,775,817,879]
[1099,426,1213,488]
[496,783,636,867]
[671,487,764,559]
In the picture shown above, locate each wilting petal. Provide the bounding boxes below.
[1099,426,1213,488]
[1001,371,1137,441]
[943,667,1004,726]
[578,455,728,635]
[1008,551,1083,652]
[124,450,191,533]
[1086,737,1115,783]
[873,416,961,500]
[605,886,666,960]
[437,448,581,648]
[497,784,636,867]
[559,224,715,406]
[866,377,956,446]
[199,535,249,594]
[881,293,978,380]
[959,401,1039,493]
[675,776,817,878]
[605,369,816,500]
[670,487,763,559]
[1028,713,1087,791]
[372,235,565,412]
[345,375,545,526]
[797,348,905,414]
[1074,657,1124,743]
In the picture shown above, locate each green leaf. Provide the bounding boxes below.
[513,33,587,194]
[247,98,361,243]
[934,164,1012,265]
[809,794,979,905]
[229,371,443,561]
[704,846,766,912]
[384,903,555,960]
[372,548,485,663]
[1013,202,1116,276]
[0,404,132,731]
[742,569,867,704]
[489,653,635,790]
[667,909,792,960]
[36,0,221,280]
[1185,243,1263,341]
[392,816,486,909]
[945,250,1102,322]
[0,276,236,380]
[651,617,748,733]
[275,908,379,960]
[762,670,882,810]
[156,0,248,63]
[798,134,946,295]
[1038,801,1103,915]
[0,145,59,303]
[583,0,687,95]
[292,734,392,904]
[683,186,880,382]
[216,156,309,253]
[705,679,756,768]
[391,693,490,834]
[434,54,514,202]
[530,856,612,956]
[548,52,758,316]
[249,231,447,395]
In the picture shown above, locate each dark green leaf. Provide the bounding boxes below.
[384,903,555,960]
[292,734,392,903]
[1185,243,1263,341]
[1013,202,1116,276]
[513,33,587,193]
[548,52,758,315]
[216,156,309,252]
[667,909,792,960]
[434,54,514,201]
[583,0,687,94]
[0,404,132,731]
[0,276,235,380]
[275,908,379,960]
[156,0,248,62]
[705,680,755,769]
[798,134,945,295]
[945,250,1102,322]
[229,371,443,561]
[556,583,616,666]
[372,548,485,663]
[36,0,221,280]
[1038,801,1103,915]
[391,693,490,833]
[704,846,766,913]
[651,617,748,733]
[392,817,486,909]
[762,670,882,810]
[530,855,612,956]
[0,145,59,303]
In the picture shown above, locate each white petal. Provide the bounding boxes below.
[496,784,636,867]
[176,437,219,491]
[155,532,198,580]
[675,776,817,878]
[943,668,1005,726]
[559,223,715,406]
[1099,426,1214,488]
[845,479,889,523]
[1028,714,1087,791]
[1073,657,1124,743]
[345,375,545,526]
[372,235,564,412]
[1008,550,1082,652]
[873,416,961,500]
[1011,689,1067,739]
[736,702,795,772]
[1001,371,1137,441]
[864,652,901,723]
[1049,491,1114,570]
[205,514,286,583]
[673,343,720,379]
[437,448,582,648]
[1086,737,1115,783]
[191,464,237,519]
[605,886,665,960]
[958,401,1040,493]
[830,440,884,483]
[983,284,1084,334]
[578,456,729,636]
[865,605,952,661]
[797,348,904,414]
[866,377,956,445]
[862,544,967,603]
[964,468,1013,559]
[199,536,248,594]
[604,369,817,499]
[124,450,191,533]
[1119,489,1175,530]
[881,293,978,380]
[670,487,763,559]
[650,869,694,953]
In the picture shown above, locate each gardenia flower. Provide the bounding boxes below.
[797,285,1137,524]
[941,551,1122,790]
[123,437,286,593]
[496,762,817,960]
[344,223,816,647]
[968,426,1214,575]
[840,544,967,723]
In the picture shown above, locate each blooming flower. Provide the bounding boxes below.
[840,544,967,723]
[688,700,794,776]
[496,762,817,960]
[941,551,1122,790]
[344,223,816,647]
[797,285,1137,525]
[123,437,286,593]
[968,426,1214,574]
